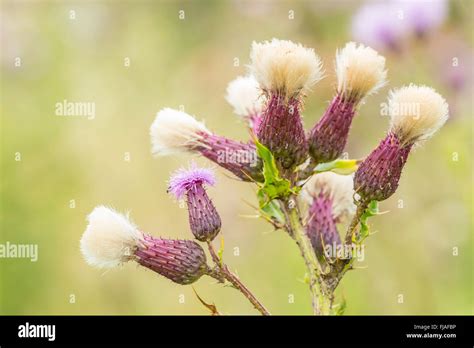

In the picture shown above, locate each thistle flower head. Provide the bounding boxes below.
[355,84,448,202]
[354,132,411,202]
[257,93,309,171]
[336,42,387,103]
[302,172,356,220]
[80,206,143,268]
[225,75,264,117]
[388,84,449,146]
[80,206,209,284]
[136,236,208,285]
[308,42,385,164]
[168,162,216,200]
[150,108,211,156]
[169,162,221,242]
[199,135,263,182]
[308,95,356,164]
[250,38,323,97]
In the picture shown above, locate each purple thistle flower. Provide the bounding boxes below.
[250,113,263,134]
[150,108,263,182]
[306,193,342,260]
[354,132,412,202]
[354,85,448,202]
[250,39,323,173]
[308,42,387,165]
[309,95,356,164]
[80,206,209,285]
[257,94,308,170]
[135,235,208,285]
[199,134,264,182]
[169,162,216,200]
[169,163,222,242]
[302,172,355,259]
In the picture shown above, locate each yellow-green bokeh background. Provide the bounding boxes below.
[1,0,472,315]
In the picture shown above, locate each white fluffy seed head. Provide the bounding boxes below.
[249,38,323,97]
[336,42,387,103]
[388,84,449,146]
[80,206,143,269]
[302,172,356,220]
[225,75,265,117]
[150,108,211,156]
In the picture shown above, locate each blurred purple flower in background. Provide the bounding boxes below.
[352,0,449,52]
[398,0,448,37]
[352,1,408,52]
[434,36,474,93]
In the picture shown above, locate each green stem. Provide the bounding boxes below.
[344,201,368,245]
[330,201,371,295]
[281,198,332,315]
[207,241,270,316]
[296,157,318,181]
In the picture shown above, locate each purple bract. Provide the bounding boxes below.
[169,162,216,200]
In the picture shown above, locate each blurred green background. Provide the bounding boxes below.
[1,0,472,315]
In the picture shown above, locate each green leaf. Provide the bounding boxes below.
[253,138,294,207]
[334,297,347,315]
[358,200,379,241]
[314,159,359,175]
[259,199,285,225]
[217,238,224,266]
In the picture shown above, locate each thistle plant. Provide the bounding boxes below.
[80,38,449,315]
[308,42,387,168]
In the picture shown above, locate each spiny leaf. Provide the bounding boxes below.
[259,199,285,225]
[254,136,281,181]
[358,200,379,240]
[314,159,360,175]
[192,287,220,316]
[253,137,295,207]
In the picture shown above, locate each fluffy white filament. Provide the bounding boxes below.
[302,172,356,220]
[225,75,264,117]
[80,206,143,268]
[250,38,323,97]
[150,108,211,156]
[388,84,449,146]
[336,42,387,102]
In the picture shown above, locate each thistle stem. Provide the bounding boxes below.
[344,201,368,245]
[280,198,332,315]
[206,241,270,316]
[329,201,371,294]
[296,157,319,181]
